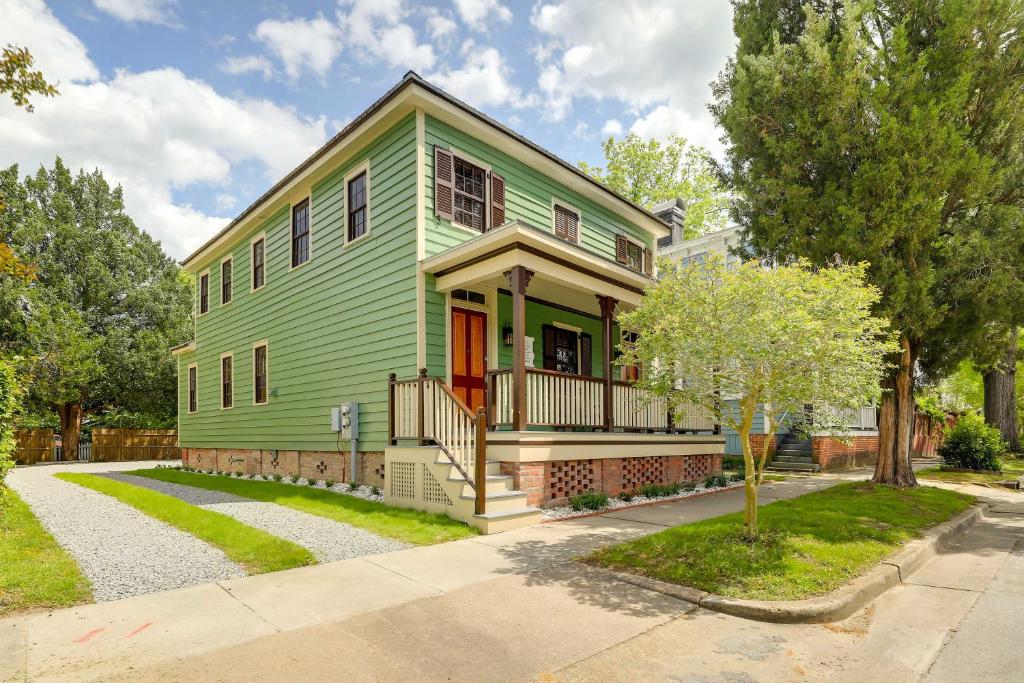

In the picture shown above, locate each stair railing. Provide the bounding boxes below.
[388,370,487,515]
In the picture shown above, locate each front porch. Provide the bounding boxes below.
[383,222,724,532]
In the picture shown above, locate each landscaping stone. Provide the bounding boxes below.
[541,481,744,521]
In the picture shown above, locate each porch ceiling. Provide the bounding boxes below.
[422,220,650,311]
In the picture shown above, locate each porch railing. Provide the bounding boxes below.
[388,370,487,514]
[487,368,718,433]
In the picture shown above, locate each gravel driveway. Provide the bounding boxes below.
[5,462,245,602]
[101,472,408,562]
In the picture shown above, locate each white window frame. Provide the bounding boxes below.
[252,340,269,406]
[219,255,233,306]
[220,352,234,410]
[250,232,267,292]
[551,199,582,245]
[447,148,492,235]
[197,269,210,316]
[343,160,372,246]
[622,236,645,273]
[289,193,313,272]
[187,362,198,414]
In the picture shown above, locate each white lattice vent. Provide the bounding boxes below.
[390,461,415,499]
[422,464,452,506]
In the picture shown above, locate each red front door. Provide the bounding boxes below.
[451,307,487,412]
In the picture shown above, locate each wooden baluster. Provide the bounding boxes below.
[475,408,487,516]
[416,368,427,445]
[387,373,397,445]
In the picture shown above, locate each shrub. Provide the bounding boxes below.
[325,479,335,488]
[681,482,696,492]
[939,412,1006,472]
[371,485,382,496]
[618,491,634,502]
[272,473,282,482]
[306,478,318,486]
[569,490,609,511]
[289,475,299,484]
[703,473,729,489]
[348,481,361,491]
[722,455,744,471]
[729,471,745,483]
[0,357,21,484]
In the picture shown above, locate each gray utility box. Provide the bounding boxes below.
[331,402,359,440]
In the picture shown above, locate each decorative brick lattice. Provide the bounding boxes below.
[682,455,713,481]
[421,464,452,506]
[548,459,597,500]
[270,452,280,470]
[390,462,415,499]
[621,457,666,491]
[316,460,328,475]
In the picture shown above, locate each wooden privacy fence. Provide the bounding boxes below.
[14,429,55,465]
[92,429,179,461]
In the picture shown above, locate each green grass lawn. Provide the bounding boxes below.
[587,482,975,601]
[56,473,314,574]
[0,486,92,616]
[917,458,1024,486]
[128,469,478,545]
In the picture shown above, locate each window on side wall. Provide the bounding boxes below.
[619,330,641,382]
[553,203,579,243]
[292,199,310,268]
[221,258,232,305]
[188,364,198,413]
[199,272,209,314]
[253,343,268,405]
[252,237,265,290]
[615,235,652,275]
[453,157,486,231]
[347,171,368,242]
[221,354,233,409]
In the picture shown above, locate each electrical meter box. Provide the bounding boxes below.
[332,402,359,440]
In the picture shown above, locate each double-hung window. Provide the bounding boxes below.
[626,241,643,272]
[199,273,209,314]
[221,258,233,305]
[347,172,367,242]
[253,343,268,405]
[187,364,198,413]
[453,158,486,231]
[292,200,310,268]
[221,354,233,409]
[252,237,265,290]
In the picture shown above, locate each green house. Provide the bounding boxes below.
[174,73,725,532]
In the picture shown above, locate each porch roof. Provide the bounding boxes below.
[421,220,652,311]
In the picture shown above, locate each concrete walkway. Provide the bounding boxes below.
[4,470,1021,682]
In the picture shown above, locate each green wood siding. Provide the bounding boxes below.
[422,115,653,259]
[178,114,419,452]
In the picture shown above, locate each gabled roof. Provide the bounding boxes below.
[182,72,668,269]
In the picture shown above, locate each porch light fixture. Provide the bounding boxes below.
[502,321,514,347]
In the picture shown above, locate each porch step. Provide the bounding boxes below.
[776,446,812,455]
[773,454,814,463]
[472,507,544,534]
[460,490,530,514]
[767,461,820,472]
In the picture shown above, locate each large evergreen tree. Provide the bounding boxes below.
[0,158,193,456]
[713,0,1024,484]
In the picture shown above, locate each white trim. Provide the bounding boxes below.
[171,341,196,357]
[249,232,267,293]
[621,234,646,273]
[186,362,198,414]
[415,108,426,261]
[445,290,496,386]
[288,195,313,272]
[219,255,233,307]
[252,339,269,406]
[197,269,210,316]
[343,159,372,247]
[219,351,234,410]
[416,270,426,368]
[550,199,582,245]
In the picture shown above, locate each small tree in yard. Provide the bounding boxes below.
[618,255,897,535]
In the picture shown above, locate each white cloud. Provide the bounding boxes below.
[1,1,328,259]
[572,121,589,139]
[601,119,622,136]
[428,41,534,109]
[340,0,436,71]
[219,54,274,79]
[425,10,457,42]
[92,0,178,25]
[215,193,238,212]
[454,0,512,31]
[254,15,343,79]
[530,0,735,155]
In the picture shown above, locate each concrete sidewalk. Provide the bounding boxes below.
[1,471,862,682]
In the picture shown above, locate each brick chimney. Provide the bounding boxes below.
[653,198,685,248]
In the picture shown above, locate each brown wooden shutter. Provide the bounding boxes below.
[643,248,653,276]
[615,235,628,264]
[490,172,505,230]
[554,205,578,243]
[542,325,557,371]
[554,206,567,240]
[580,333,592,376]
[434,146,454,221]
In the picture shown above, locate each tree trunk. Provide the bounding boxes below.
[738,395,758,535]
[873,337,918,487]
[56,403,83,461]
[983,329,1020,453]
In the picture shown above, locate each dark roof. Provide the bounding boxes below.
[182,72,668,267]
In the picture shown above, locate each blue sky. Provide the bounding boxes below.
[1,0,735,259]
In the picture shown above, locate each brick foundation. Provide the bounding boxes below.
[501,454,722,508]
[748,434,777,460]
[812,435,879,471]
[180,447,384,484]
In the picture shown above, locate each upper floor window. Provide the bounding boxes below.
[221,354,233,409]
[253,343,268,405]
[188,364,198,413]
[453,158,486,231]
[292,199,310,268]
[221,258,232,305]
[252,237,265,290]
[553,203,579,244]
[199,272,209,314]
[616,235,652,276]
[347,172,367,242]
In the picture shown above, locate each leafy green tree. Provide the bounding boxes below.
[712,0,1024,485]
[618,255,895,534]
[0,355,20,483]
[0,158,192,457]
[0,45,58,112]
[578,134,730,238]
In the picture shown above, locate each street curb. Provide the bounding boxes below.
[600,502,988,624]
